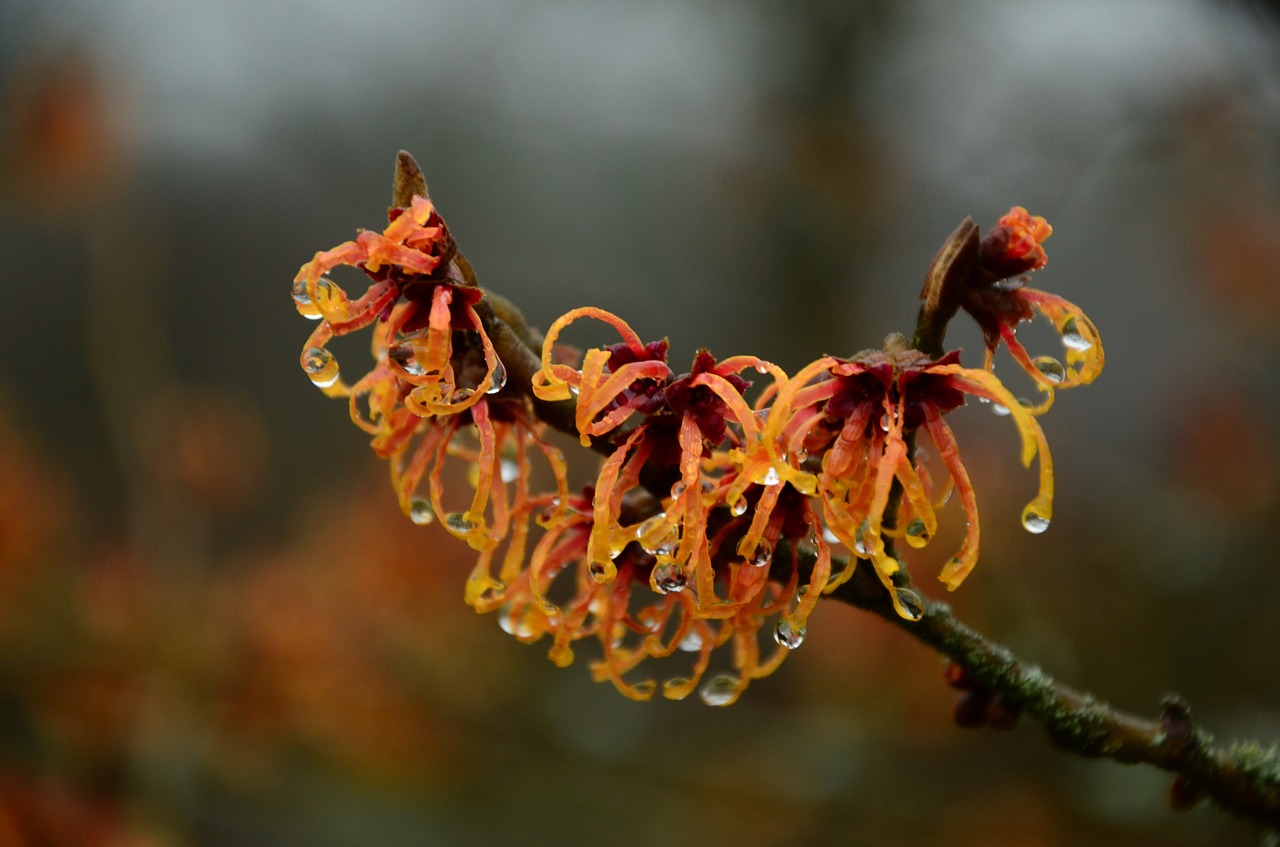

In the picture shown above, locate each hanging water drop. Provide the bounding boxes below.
[499,458,520,484]
[749,543,773,568]
[905,517,929,542]
[486,357,508,394]
[1033,356,1066,384]
[388,342,426,376]
[760,466,781,486]
[444,512,476,534]
[451,387,475,403]
[699,674,740,707]
[894,587,926,622]
[588,561,613,583]
[303,347,339,388]
[290,278,313,307]
[408,496,434,526]
[730,499,748,517]
[1059,317,1093,351]
[822,526,840,544]
[653,563,687,594]
[669,481,687,499]
[390,345,422,378]
[853,521,871,555]
[1022,511,1051,534]
[678,629,703,652]
[774,620,806,649]
[990,402,1011,417]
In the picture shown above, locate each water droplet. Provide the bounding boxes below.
[774,620,806,649]
[303,347,339,388]
[653,563,687,594]
[748,543,773,568]
[853,521,871,555]
[699,674,740,707]
[905,517,929,541]
[290,278,311,306]
[1059,317,1093,351]
[450,387,475,403]
[730,499,748,517]
[444,512,476,534]
[990,402,1011,417]
[663,678,691,699]
[499,459,520,484]
[793,448,808,463]
[388,341,425,376]
[760,466,781,486]
[822,526,840,544]
[669,481,687,499]
[588,561,614,583]
[755,363,769,374]
[678,630,703,652]
[486,357,508,394]
[408,496,434,525]
[1033,356,1066,384]
[880,414,891,431]
[568,384,580,396]
[700,480,714,493]
[1022,511,1050,534]
[894,587,926,622]
[497,603,537,638]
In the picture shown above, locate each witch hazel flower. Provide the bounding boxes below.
[763,334,1053,618]
[291,157,567,558]
[964,207,1104,401]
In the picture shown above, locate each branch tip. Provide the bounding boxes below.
[393,150,428,207]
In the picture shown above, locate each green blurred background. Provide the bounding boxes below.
[2,0,1279,844]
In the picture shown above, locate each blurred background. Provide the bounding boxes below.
[2,0,1279,843]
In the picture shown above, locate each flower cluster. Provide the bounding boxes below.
[293,170,1102,705]
[291,186,567,562]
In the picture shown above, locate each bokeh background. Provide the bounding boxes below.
[3,0,1280,844]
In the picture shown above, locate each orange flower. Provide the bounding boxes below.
[291,194,567,557]
[764,335,1052,617]
[292,194,504,414]
[966,207,1104,399]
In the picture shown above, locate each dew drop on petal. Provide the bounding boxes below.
[822,526,840,544]
[678,630,703,652]
[1060,318,1093,351]
[568,384,580,396]
[303,347,340,388]
[990,402,1011,417]
[408,496,434,525]
[755,363,769,374]
[653,563,687,594]
[730,499,748,517]
[760,466,781,486]
[1022,511,1051,534]
[669,481,687,499]
[699,674,740,707]
[290,278,312,306]
[1033,356,1066,384]
[486,357,508,394]
[749,543,773,568]
[500,458,520,484]
[451,387,475,403]
[774,620,806,649]
[905,517,929,542]
[444,512,476,534]
[388,342,426,376]
[894,587,926,622]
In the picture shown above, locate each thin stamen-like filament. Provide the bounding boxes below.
[923,408,981,590]
[532,307,654,401]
